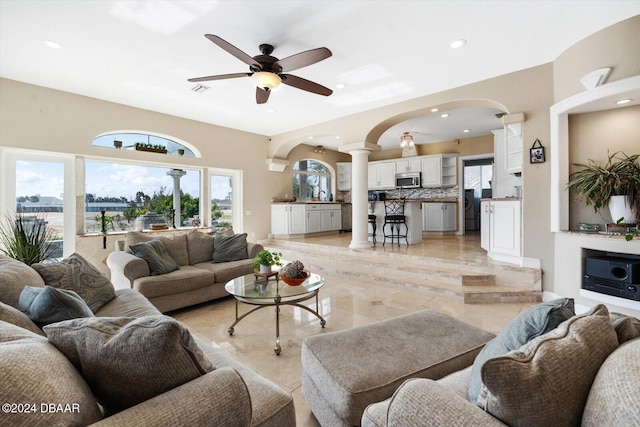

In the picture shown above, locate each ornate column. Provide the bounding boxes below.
[339,142,380,249]
[167,169,186,227]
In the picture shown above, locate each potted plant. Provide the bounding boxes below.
[252,249,283,274]
[0,212,54,265]
[567,151,640,225]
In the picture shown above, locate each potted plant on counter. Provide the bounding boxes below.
[252,249,283,274]
[567,151,640,227]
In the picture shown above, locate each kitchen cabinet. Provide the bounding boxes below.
[337,162,351,191]
[396,158,421,174]
[422,203,456,231]
[421,154,457,187]
[505,122,523,174]
[272,203,342,236]
[492,129,522,198]
[271,204,306,235]
[368,161,396,190]
[481,199,521,258]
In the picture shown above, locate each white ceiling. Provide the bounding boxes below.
[1,1,638,150]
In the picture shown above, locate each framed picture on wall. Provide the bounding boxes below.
[530,139,545,163]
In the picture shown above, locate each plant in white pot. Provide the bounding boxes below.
[567,151,640,236]
[252,249,283,274]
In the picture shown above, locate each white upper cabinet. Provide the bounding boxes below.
[368,161,396,190]
[396,158,421,174]
[337,162,351,191]
[502,113,526,174]
[421,154,457,187]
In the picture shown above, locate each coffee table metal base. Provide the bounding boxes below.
[228,291,326,355]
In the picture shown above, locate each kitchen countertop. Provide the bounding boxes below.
[370,198,458,203]
[480,197,521,201]
[271,201,342,204]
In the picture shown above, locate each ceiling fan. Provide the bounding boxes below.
[188,34,333,104]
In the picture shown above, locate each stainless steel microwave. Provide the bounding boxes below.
[395,172,421,189]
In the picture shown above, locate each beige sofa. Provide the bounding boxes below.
[361,305,640,427]
[107,230,262,313]
[0,254,295,427]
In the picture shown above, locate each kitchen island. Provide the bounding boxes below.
[368,200,422,245]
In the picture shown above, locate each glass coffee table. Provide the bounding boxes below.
[225,272,326,355]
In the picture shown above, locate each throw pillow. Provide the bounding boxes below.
[43,315,215,415]
[0,254,46,309]
[32,253,116,313]
[186,229,214,265]
[477,305,618,427]
[124,231,189,266]
[129,240,179,275]
[0,301,45,335]
[0,320,102,426]
[215,226,235,237]
[609,312,640,344]
[212,233,248,263]
[18,285,94,327]
[468,298,575,403]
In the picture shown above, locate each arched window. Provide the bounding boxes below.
[92,132,197,157]
[293,160,331,201]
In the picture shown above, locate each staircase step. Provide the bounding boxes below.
[261,239,541,304]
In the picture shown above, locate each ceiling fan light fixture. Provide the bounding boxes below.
[251,71,281,90]
[400,132,414,148]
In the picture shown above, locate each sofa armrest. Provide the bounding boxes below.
[247,242,264,259]
[91,367,252,427]
[106,251,150,290]
[386,378,506,427]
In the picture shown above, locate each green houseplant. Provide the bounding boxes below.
[252,249,283,274]
[0,212,54,265]
[567,151,640,225]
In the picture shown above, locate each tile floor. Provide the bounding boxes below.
[172,233,535,427]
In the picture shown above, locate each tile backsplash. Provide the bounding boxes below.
[337,186,460,202]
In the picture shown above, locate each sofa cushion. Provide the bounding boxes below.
[610,312,640,344]
[193,258,254,284]
[187,229,214,265]
[130,240,179,276]
[477,304,618,427]
[32,253,116,313]
[468,298,575,403]
[0,301,45,335]
[134,266,213,299]
[95,289,162,318]
[582,338,640,426]
[212,233,248,263]
[0,254,45,308]
[0,320,102,425]
[19,285,94,326]
[124,231,189,266]
[44,315,215,415]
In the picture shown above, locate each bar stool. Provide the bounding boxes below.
[368,214,377,244]
[383,198,408,246]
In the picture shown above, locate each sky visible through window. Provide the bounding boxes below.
[16,161,231,201]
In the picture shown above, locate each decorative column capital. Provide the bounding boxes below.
[338,141,380,154]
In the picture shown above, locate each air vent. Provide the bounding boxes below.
[191,84,210,93]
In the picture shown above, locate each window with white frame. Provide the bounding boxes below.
[293,160,331,201]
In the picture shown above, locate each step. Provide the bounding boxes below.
[261,239,542,304]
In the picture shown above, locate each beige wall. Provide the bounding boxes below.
[0,78,277,242]
[568,105,640,229]
[553,15,640,102]
[369,134,494,162]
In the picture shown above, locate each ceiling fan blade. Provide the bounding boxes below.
[188,73,250,82]
[281,74,333,96]
[256,87,270,104]
[204,34,262,70]
[275,47,332,73]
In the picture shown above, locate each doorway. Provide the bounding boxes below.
[463,158,493,234]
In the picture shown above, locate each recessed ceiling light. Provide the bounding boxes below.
[450,39,467,49]
[441,113,449,118]
[308,136,314,140]
[335,136,340,139]
[616,99,632,105]
[430,108,439,112]
[267,108,276,113]
[42,39,63,49]
[336,83,346,89]
[463,129,471,133]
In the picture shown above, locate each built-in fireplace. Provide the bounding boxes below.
[583,250,640,301]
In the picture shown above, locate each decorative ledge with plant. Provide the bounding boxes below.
[252,249,282,274]
[567,151,640,240]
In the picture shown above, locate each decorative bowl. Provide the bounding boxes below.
[280,270,310,286]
